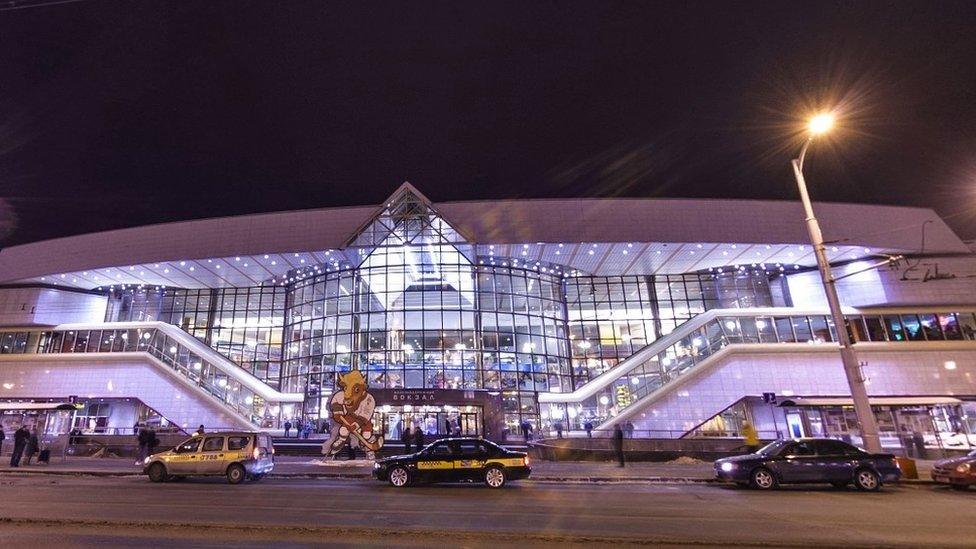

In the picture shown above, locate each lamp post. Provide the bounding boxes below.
[791,113,882,453]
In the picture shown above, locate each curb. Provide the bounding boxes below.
[0,469,938,485]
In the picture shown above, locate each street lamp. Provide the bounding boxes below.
[790,112,883,453]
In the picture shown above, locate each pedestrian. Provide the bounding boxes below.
[741,420,759,454]
[133,422,140,436]
[147,427,159,456]
[284,420,292,438]
[195,424,205,436]
[10,425,29,467]
[414,425,424,451]
[24,429,39,465]
[613,424,625,467]
[555,421,564,439]
[584,421,593,438]
[402,424,413,454]
[912,430,926,458]
[625,421,635,439]
[136,426,150,464]
[0,426,5,456]
[303,423,311,439]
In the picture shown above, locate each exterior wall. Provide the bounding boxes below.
[787,255,976,309]
[0,356,252,430]
[627,346,976,435]
[0,287,107,326]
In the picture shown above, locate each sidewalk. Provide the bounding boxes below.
[0,455,938,483]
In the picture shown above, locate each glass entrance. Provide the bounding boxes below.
[377,405,482,439]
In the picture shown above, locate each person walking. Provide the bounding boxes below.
[613,424,625,467]
[402,424,413,454]
[741,420,760,454]
[584,421,593,438]
[136,426,150,465]
[0,427,5,456]
[284,420,292,438]
[24,429,39,465]
[624,421,635,439]
[147,427,159,457]
[413,425,424,452]
[10,425,29,467]
[555,421,564,439]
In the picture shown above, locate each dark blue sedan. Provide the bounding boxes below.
[714,438,900,491]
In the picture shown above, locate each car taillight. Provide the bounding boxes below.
[523,455,530,466]
[253,447,261,460]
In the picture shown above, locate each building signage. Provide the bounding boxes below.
[390,390,438,402]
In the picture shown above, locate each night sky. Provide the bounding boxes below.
[2,1,976,247]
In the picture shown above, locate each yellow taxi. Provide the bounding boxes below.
[143,431,274,484]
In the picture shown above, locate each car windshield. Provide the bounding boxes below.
[754,440,788,455]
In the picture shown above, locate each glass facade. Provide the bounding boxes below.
[161,287,286,387]
[87,193,778,430]
[106,286,286,387]
[566,270,773,384]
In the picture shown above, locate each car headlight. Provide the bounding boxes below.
[720,462,735,472]
[373,462,381,469]
[956,463,971,474]
[143,457,152,464]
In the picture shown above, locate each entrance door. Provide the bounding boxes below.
[785,412,805,438]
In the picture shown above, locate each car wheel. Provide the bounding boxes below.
[388,466,410,487]
[830,481,848,489]
[485,466,506,489]
[226,464,246,485]
[750,467,777,490]
[853,468,880,491]
[147,463,167,483]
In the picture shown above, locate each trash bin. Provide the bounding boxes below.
[894,456,918,479]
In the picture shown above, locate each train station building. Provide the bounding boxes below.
[1,183,974,451]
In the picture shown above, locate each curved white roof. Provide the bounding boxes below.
[0,183,966,289]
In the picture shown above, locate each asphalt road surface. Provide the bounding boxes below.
[0,475,972,548]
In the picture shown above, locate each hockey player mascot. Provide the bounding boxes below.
[322,370,384,459]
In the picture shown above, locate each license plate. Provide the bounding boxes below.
[934,476,948,482]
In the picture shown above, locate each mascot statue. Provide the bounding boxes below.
[322,370,384,459]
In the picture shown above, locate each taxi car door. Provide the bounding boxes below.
[198,436,227,474]
[416,441,455,482]
[168,437,202,474]
[454,440,489,480]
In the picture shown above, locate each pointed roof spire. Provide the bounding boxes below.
[342,181,473,255]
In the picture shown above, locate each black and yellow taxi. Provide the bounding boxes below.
[373,437,531,488]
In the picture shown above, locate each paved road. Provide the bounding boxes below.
[0,475,971,548]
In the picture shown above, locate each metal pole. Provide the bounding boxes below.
[791,141,883,453]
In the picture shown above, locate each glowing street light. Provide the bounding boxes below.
[808,112,835,135]
[790,111,882,453]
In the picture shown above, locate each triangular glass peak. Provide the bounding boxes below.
[343,183,476,310]
[344,183,474,262]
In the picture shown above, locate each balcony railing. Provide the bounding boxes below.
[540,307,976,428]
[0,322,303,428]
